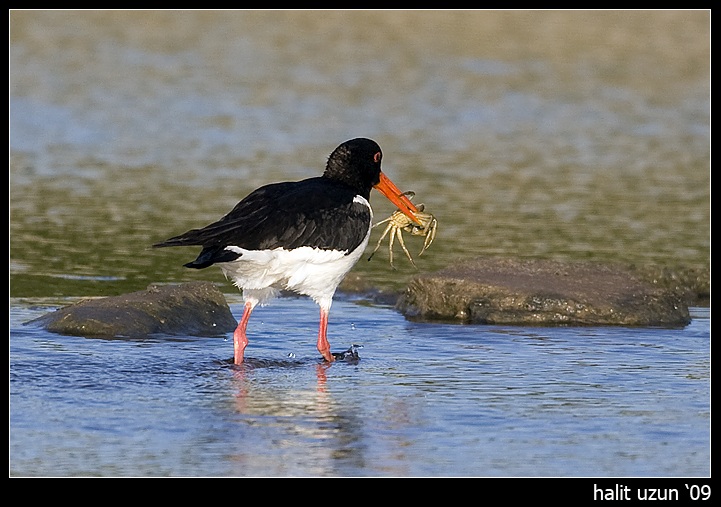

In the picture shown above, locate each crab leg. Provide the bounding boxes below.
[387,227,397,269]
[394,228,417,268]
[419,221,437,256]
[368,220,394,262]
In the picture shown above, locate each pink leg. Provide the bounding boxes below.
[233,301,254,365]
[317,307,335,362]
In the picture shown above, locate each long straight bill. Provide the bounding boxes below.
[374,172,421,224]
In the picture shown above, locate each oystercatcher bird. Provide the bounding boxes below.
[154,138,419,364]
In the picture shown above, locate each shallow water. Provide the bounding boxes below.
[10,298,710,477]
[10,11,710,478]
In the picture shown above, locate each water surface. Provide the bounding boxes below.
[10,298,710,477]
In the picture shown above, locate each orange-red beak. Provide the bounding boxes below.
[373,172,421,225]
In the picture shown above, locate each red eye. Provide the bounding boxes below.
[373,151,382,163]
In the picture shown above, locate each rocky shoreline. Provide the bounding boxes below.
[27,258,708,338]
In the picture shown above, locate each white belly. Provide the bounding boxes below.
[218,238,369,310]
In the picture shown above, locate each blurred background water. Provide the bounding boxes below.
[10,10,709,297]
[9,10,710,477]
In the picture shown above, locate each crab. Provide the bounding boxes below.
[368,191,438,269]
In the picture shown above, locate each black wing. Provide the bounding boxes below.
[153,177,372,268]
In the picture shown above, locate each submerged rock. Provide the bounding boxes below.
[396,258,691,327]
[28,281,237,338]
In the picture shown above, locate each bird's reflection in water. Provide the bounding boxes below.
[224,346,366,474]
[226,343,362,415]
